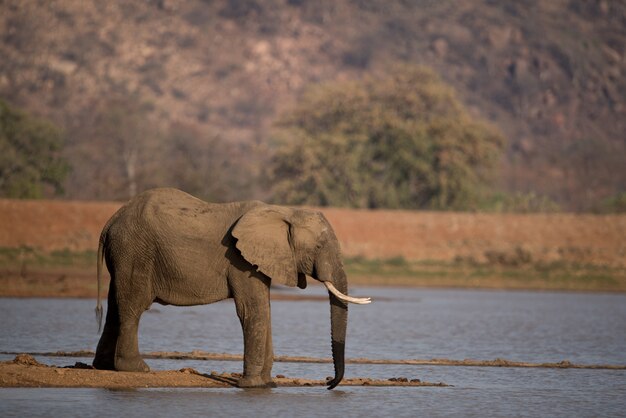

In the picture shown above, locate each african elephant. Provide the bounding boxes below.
[92,188,370,389]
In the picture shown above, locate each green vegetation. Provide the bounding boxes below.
[0,247,100,298]
[0,99,70,198]
[0,247,96,269]
[267,65,506,210]
[343,256,626,292]
[595,192,626,214]
[480,192,562,213]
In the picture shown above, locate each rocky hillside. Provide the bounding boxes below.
[1,0,624,209]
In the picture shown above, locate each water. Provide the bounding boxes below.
[1,287,625,417]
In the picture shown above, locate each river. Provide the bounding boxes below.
[1,287,625,417]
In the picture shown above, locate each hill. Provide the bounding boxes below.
[1,0,624,209]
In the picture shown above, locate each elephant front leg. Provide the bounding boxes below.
[232,279,275,388]
[261,317,274,382]
[236,306,275,388]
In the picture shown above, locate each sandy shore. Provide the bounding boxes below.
[0,354,446,388]
[3,351,622,389]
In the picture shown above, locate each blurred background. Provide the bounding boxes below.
[1,0,625,294]
[1,0,624,213]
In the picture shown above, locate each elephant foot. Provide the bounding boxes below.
[237,376,276,389]
[114,355,150,372]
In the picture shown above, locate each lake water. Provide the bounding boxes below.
[1,287,625,417]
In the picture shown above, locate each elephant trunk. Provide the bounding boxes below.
[314,244,348,390]
[327,272,347,390]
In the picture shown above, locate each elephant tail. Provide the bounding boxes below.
[95,231,105,333]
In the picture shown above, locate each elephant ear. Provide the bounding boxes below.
[232,206,297,287]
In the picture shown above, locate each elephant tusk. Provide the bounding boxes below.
[324,282,372,304]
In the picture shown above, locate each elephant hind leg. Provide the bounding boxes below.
[113,276,153,372]
[94,267,152,372]
[114,315,150,372]
[93,278,119,370]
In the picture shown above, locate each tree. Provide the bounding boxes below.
[160,122,247,203]
[0,99,70,198]
[267,66,506,210]
[64,95,257,202]
[64,95,165,200]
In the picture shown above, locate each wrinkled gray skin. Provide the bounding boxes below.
[93,188,349,389]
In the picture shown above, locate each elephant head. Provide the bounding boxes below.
[232,206,370,389]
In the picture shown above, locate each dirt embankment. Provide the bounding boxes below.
[1,198,624,267]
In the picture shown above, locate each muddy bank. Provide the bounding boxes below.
[2,264,625,296]
[0,355,446,389]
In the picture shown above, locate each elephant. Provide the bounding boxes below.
[92,188,370,389]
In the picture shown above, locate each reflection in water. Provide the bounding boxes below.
[1,288,626,417]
